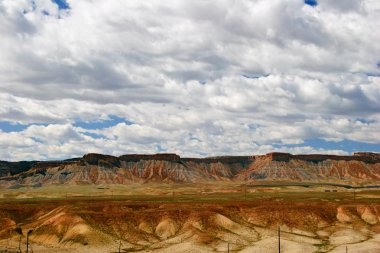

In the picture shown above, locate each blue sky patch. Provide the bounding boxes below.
[31,136,44,144]
[156,145,167,152]
[0,121,28,132]
[355,118,375,124]
[366,72,380,77]
[82,132,104,139]
[304,0,318,7]
[0,116,132,133]
[52,0,70,10]
[74,115,133,130]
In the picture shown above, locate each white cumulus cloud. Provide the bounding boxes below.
[0,0,379,160]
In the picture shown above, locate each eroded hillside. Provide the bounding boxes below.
[1,193,380,253]
[1,152,380,187]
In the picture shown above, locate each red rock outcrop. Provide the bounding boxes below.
[0,152,379,185]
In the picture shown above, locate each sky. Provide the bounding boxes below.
[0,0,379,161]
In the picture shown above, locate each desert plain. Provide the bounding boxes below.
[1,183,380,253]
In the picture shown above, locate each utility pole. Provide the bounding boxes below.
[26,230,33,253]
[14,227,23,253]
[346,245,348,253]
[118,240,121,253]
[18,236,22,253]
[227,242,229,253]
[278,226,281,253]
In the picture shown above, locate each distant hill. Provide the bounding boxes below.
[0,152,379,187]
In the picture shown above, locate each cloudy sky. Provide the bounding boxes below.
[0,0,379,161]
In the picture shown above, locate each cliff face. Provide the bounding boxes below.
[0,161,36,177]
[237,155,380,183]
[260,152,380,163]
[0,152,379,186]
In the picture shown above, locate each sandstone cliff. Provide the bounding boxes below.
[0,152,379,186]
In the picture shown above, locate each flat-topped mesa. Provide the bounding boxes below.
[83,153,121,167]
[2,151,380,185]
[292,154,380,163]
[33,160,80,169]
[0,161,37,177]
[261,152,291,162]
[353,152,380,163]
[260,152,380,163]
[119,153,181,162]
[182,156,253,164]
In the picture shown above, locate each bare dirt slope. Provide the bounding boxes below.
[1,190,380,253]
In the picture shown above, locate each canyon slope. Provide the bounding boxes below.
[0,152,380,187]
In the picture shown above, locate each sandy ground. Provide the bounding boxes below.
[1,187,380,252]
[2,235,380,253]
[2,223,380,253]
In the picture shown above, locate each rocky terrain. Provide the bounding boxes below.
[0,152,380,187]
[1,194,380,253]
[1,152,380,252]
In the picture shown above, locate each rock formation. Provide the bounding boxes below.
[0,152,379,186]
